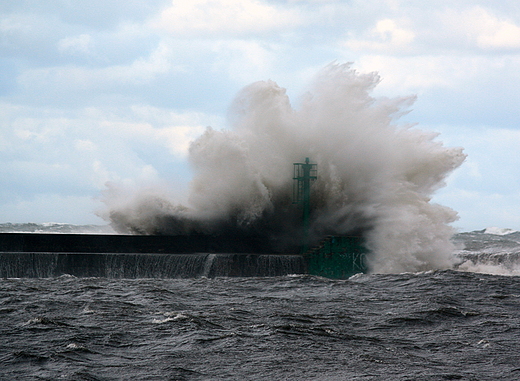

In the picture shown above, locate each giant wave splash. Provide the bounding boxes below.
[100,63,466,273]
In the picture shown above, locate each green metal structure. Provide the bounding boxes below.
[293,158,317,252]
[293,158,368,278]
[305,236,368,279]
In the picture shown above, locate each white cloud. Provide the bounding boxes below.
[19,41,177,91]
[353,55,472,93]
[343,6,520,56]
[155,0,301,36]
[211,40,278,83]
[99,119,205,158]
[442,6,520,50]
[352,53,520,100]
[12,116,69,143]
[159,126,207,156]
[74,139,97,151]
[2,0,520,230]
[346,18,415,53]
[58,34,93,56]
[0,102,211,195]
[0,13,46,36]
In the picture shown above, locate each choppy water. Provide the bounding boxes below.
[0,223,115,235]
[1,272,520,380]
[1,226,520,380]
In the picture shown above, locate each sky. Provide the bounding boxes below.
[1,0,519,232]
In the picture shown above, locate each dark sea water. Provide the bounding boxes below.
[1,225,520,380]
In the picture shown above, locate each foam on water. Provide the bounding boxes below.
[453,229,520,276]
[484,227,518,235]
[0,223,115,234]
[100,63,466,273]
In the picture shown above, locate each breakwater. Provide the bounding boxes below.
[0,232,297,254]
[0,233,304,278]
[0,233,368,279]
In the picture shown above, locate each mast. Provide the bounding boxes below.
[293,158,317,252]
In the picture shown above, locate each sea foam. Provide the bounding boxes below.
[101,63,466,273]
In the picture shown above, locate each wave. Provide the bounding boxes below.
[0,223,116,234]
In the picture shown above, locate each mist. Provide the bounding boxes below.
[100,63,466,273]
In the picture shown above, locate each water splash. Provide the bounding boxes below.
[100,63,466,273]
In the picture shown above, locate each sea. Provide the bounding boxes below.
[1,224,519,380]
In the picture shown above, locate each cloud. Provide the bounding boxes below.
[155,0,301,36]
[443,6,520,50]
[0,13,49,37]
[2,0,520,231]
[74,139,97,152]
[351,50,520,124]
[18,41,178,101]
[353,55,474,93]
[0,12,64,60]
[211,40,279,83]
[98,119,206,158]
[343,5,520,55]
[58,34,93,56]
[345,18,415,53]
[0,102,211,196]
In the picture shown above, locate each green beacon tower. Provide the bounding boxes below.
[292,157,317,252]
[293,158,368,279]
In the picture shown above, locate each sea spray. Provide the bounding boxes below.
[100,63,466,272]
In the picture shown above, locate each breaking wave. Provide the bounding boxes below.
[100,63,466,273]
